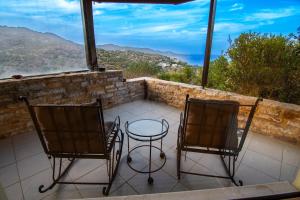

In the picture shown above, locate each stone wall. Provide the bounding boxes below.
[1,73,299,144]
[0,71,145,138]
[145,78,300,145]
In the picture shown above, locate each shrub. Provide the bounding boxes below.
[208,32,300,104]
[124,61,161,79]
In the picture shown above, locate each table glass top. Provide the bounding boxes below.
[126,119,168,137]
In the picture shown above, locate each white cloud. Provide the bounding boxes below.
[93,10,103,16]
[93,3,129,10]
[145,24,184,32]
[214,22,256,33]
[0,0,81,14]
[229,3,244,11]
[245,8,297,21]
[212,21,275,34]
[116,23,187,35]
[56,0,79,12]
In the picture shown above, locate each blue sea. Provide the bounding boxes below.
[177,54,220,66]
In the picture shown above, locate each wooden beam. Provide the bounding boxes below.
[80,0,99,71]
[201,0,217,87]
[93,0,194,4]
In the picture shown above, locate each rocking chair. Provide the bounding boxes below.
[19,96,124,195]
[177,95,262,186]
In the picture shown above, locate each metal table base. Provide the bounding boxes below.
[127,139,166,184]
[125,119,169,184]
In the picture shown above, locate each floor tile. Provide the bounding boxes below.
[75,166,125,198]
[14,142,43,161]
[67,159,106,181]
[0,163,19,187]
[154,147,197,178]
[117,152,148,181]
[242,150,281,179]
[184,151,203,164]
[126,105,150,116]
[161,113,180,127]
[160,131,178,149]
[128,166,177,194]
[111,183,138,196]
[168,122,180,135]
[41,188,82,200]
[21,168,75,200]
[170,182,189,192]
[17,153,51,180]
[12,132,40,150]
[2,100,300,199]
[280,162,298,182]
[197,154,228,177]
[179,164,223,190]
[235,164,277,185]
[4,182,23,200]
[248,134,283,161]
[0,138,15,168]
[282,144,300,167]
[236,133,253,164]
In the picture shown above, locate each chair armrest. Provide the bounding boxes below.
[106,116,120,136]
[237,128,244,137]
[106,116,121,151]
[113,116,120,130]
[177,112,184,146]
[180,112,184,126]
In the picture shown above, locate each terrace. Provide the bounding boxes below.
[0,71,299,200]
[1,0,300,199]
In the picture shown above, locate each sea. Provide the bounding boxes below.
[177,54,220,66]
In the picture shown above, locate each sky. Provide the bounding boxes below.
[0,0,299,55]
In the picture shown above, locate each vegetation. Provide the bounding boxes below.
[123,61,161,79]
[155,31,300,105]
[208,32,300,104]
[2,26,299,104]
[96,48,179,71]
[158,65,202,85]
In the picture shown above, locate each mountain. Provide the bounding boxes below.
[0,26,86,78]
[96,48,182,70]
[98,44,219,65]
[97,44,187,61]
[0,26,194,79]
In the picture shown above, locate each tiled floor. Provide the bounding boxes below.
[1,100,300,200]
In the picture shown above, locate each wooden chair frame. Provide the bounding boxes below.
[177,95,262,186]
[19,96,124,196]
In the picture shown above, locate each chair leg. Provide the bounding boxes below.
[177,148,181,180]
[39,157,75,193]
[220,154,243,186]
[102,130,124,196]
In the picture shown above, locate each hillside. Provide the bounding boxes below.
[96,48,184,70]
[0,26,189,79]
[97,44,183,59]
[0,26,86,78]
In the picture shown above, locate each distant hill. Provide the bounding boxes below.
[96,48,184,70]
[98,44,219,65]
[97,44,183,59]
[0,26,193,78]
[0,26,86,78]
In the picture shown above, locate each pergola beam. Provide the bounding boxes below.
[93,0,193,4]
[80,0,219,79]
[201,0,217,87]
[80,0,99,71]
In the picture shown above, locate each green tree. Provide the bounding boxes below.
[207,32,300,104]
[158,65,201,85]
[124,61,161,79]
[227,32,300,103]
[207,55,231,90]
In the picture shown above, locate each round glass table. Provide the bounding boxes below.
[125,119,169,184]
